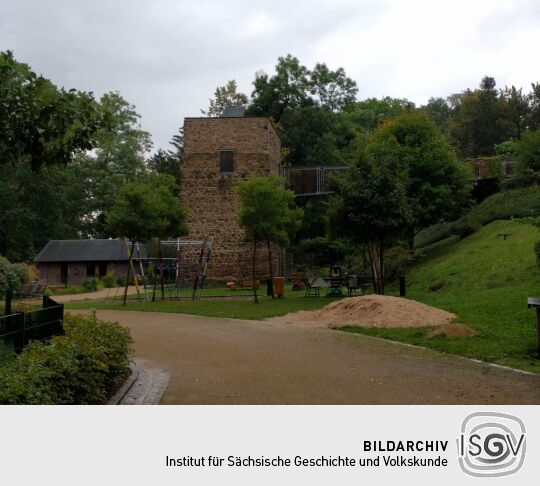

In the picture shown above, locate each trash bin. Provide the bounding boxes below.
[273,277,285,298]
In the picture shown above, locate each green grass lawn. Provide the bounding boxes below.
[65,285,338,320]
[344,219,540,373]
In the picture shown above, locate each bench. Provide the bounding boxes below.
[240,279,260,290]
[15,282,45,300]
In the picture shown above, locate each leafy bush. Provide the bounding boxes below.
[83,276,99,292]
[0,313,133,404]
[0,256,23,298]
[100,273,116,288]
[384,245,414,282]
[452,219,481,239]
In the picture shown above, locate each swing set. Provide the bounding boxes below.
[102,236,213,302]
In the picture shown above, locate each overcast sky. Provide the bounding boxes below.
[2,0,539,151]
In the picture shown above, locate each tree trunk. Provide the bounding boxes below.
[267,240,275,299]
[159,242,165,300]
[252,240,258,304]
[123,240,136,305]
[367,242,383,295]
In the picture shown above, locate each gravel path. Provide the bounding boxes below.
[71,310,540,404]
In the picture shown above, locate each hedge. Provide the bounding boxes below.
[0,312,133,404]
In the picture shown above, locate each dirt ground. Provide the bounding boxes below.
[71,310,540,405]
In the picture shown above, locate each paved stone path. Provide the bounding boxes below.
[72,310,540,405]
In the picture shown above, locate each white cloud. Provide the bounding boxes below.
[1,0,538,149]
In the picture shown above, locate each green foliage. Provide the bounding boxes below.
[0,313,133,404]
[366,111,471,234]
[416,186,540,248]
[100,273,116,288]
[148,148,182,188]
[247,55,357,167]
[83,276,99,292]
[236,174,303,246]
[0,50,105,171]
[516,126,540,173]
[201,80,248,116]
[105,173,187,242]
[237,174,303,302]
[447,76,540,158]
[330,160,410,244]
[291,236,351,269]
[115,275,128,287]
[76,91,154,237]
[0,256,25,298]
[344,97,415,133]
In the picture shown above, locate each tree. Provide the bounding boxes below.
[367,111,471,250]
[105,173,187,303]
[201,80,248,117]
[236,174,303,302]
[0,159,89,260]
[330,159,411,294]
[76,91,153,237]
[516,127,540,173]
[449,76,514,157]
[420,97,451,134]
[309,63,358,111]
[0,50,105,170]
[248,55,312,122]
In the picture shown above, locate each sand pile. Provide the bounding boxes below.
[267,294,458,329]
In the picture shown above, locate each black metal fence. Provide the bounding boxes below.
[0,296,64,358]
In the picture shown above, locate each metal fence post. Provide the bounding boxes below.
[4,288,12,315]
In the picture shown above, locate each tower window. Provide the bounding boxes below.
[220,151,234,175]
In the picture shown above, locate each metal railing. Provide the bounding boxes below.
[280,165,348,197]
[0,296,64,358]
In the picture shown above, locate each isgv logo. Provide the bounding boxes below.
[457,412,526,477]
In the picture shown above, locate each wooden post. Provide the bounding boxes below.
[536,307,540,356]
[527,298,540,355]
[4,288,12,315]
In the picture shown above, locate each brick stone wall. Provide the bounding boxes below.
[181,116,282,281]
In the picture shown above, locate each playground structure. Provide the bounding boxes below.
[102,237,213,302]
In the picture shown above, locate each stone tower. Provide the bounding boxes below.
[181,114,281,281]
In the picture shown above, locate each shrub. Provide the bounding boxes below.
[0,256,22,298]
[0,313,133,404]
[452,219,481,239]
[384,245,414,282]
[100,273,116,288]
[115,274,127,287]
[83,276,99,292]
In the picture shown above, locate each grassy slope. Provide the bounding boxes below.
[416,186,540,248]
[345,219,540,372]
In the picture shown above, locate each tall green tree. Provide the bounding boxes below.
[77,91,153,237]
[367,111,471,250]
[236,174,303,302]
[330,159,411,294]
[201,80,248,116]
[0,50,105,170]
[449,76,513,157]
[105,173,187,303]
